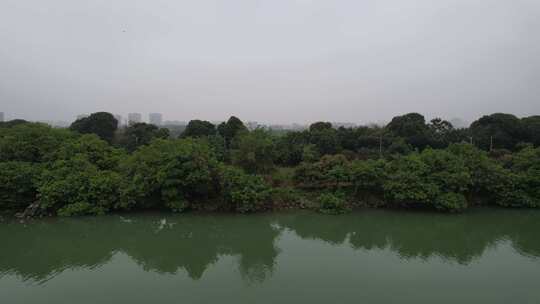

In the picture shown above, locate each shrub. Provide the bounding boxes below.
[383,153,439,207]
[38,156,122,216]
[120,139,220,211]
[317,192,350,214]
[230,129,276,174]
[294,154,351,189]
[0,123,75,163]
[383,149,471,212]
[349,159,386,195]
[0,162,41,211]
[269,187,303,208]
[434,193,468,212]
[219,166,271,213]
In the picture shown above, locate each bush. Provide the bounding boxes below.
[434,193,468,212]
[317,192,350,214]
[269,187,304,208]
[349,159,386,195]
[294,154,351,189]
[0,123,75,163]
[120,139,220,211]
[383,153,438,207]
[230,129,276,174]
[219,166,271,213]
[383,149,472,212]
[0,162,41,211]
[38,156,122,216]
[46,134,125,170]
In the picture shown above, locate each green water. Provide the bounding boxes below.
[1,209,540,303]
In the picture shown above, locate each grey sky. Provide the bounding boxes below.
[1,0,539,124]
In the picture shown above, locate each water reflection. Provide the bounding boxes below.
[1,209,539,284]
[277,210,540,264]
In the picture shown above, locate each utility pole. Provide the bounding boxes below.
[490,136,493,152]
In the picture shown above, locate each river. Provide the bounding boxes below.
[1,209,539,303]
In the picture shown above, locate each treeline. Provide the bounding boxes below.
[0,112,539,216]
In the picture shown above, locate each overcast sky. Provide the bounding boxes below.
[1,0,539,124]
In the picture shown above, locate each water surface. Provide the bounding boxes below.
[2,209,540,303]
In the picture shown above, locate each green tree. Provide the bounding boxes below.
[386,113,430,149]
[309,128,340,155]
[37,155,122,216]
[181,120,216,138]
[274,131,310,166]
[0,162,41,211]
[318,192,350,214]
[470,113,524,150]
[70,112,118,143]
[383,149,471,212]
[521,115,540,147]
[0,122,75,163]
[231,129,276,174]
[116,122,170,152]
[217,116,248,147]
[309,121,333,132]
[219,166,271,213]
[47,134,125,170]
[119,139,220,211]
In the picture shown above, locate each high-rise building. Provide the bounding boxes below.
[114,114,123,127]
[128,113,142,126]
[0,112,4,122]
[246,121,259,130]
[149,113,163,126]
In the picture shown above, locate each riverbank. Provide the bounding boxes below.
[2,118,539,217]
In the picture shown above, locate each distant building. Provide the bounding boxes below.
[246,121,259,130]
[128,113,142,126]
[149,113,163,126]
[0,112,4,122]
[114,114,123,127]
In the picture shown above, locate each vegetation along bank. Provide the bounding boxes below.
[1,112,539,217]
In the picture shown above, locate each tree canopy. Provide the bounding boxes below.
[70,112,118,143]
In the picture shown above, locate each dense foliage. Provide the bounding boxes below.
[1,111,539,217]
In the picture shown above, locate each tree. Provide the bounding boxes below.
[522,115,540,147]
[116,122,170,152]
[274,131,310,166]
[181,120,216,138]
[309,128,340,155]
[0,119,29,128]
[119,139,220,211]
[0,162,40,211]
[231,129,276,174]
[47,134,125,170]
[70,112,118,143]
[382,149,472,212]
[217,116,248,147]
[37,155,122,216]
[309,121,333,132]
[219,165,271,213]
[428,118,457,148]
[318,192,350,214]
[0,122,75,163]
[386,113,430,149]
[470,113,525,150]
